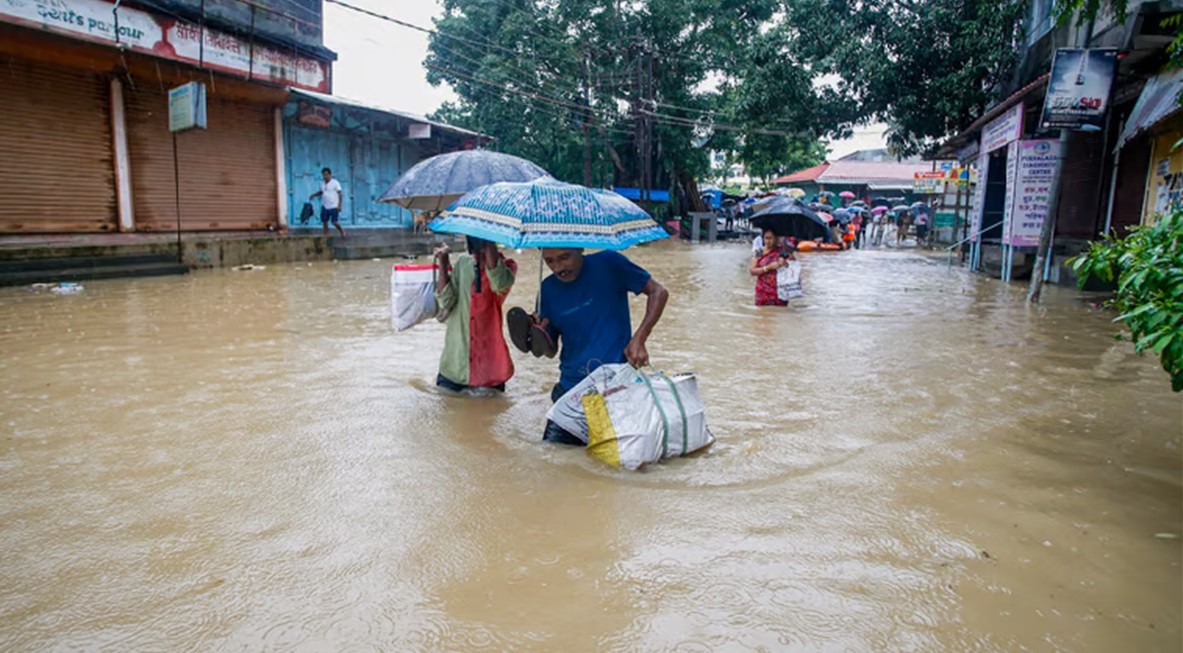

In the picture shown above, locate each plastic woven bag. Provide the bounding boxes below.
[391,263,438,331]
[777,261,803,301]
[547,364,714,470]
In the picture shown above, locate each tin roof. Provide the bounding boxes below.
[289,88,488,141]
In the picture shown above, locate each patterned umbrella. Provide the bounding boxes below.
[429,178,669,250]
[377,150,550,211]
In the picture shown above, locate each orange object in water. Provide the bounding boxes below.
[843,225,855,242]
[796,241,843,252]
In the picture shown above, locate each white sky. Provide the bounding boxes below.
[323,0,886,154]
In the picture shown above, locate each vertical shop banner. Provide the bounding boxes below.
[980,103,1024,153]
[1040,49,1118,131]
[1002,140,1020,241]
[970,153,989,242]
[1004,140,1061,246]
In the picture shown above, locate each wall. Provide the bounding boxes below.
[1142,113,1183,224]
[283,103,418,229]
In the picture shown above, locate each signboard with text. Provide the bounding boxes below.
[913,171,946,194]
[168,82,206,132]
[1040,49,1118,131]
[1004,139,1061,246]
[0,0,329,92]
[970,153,989,242]
[1002,140,1020,240]
[980,103,1024,153]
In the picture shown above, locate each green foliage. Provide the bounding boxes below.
[1070,211,1183,392]
[787,0,1025,156]
[425,0,837,192]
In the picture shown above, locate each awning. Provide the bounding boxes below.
[288,88,488,141]
[1116,67,1183,151]
[613,187,671,202]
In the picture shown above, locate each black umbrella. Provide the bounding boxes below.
[750,197,833,242]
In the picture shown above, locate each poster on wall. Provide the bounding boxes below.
[970,153,989,242]
[1040,49,1118,131]
[1004,139,1061,247]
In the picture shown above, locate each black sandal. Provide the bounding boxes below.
[506,307,532,353]
[530,323,557,358]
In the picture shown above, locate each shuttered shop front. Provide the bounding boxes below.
[126,86,276,231]
[0,55,116,232]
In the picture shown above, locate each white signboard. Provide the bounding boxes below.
[1004,139,1061,247]
[970,153,989,242]
[0,0,328,92]
[1002,140,1019,239]
[980,103,1024,153]
[168,82,206,132]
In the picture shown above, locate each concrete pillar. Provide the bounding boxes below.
[110,78,134,232]
[274,107,288,229]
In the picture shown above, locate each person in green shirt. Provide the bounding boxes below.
[433,237,518,392]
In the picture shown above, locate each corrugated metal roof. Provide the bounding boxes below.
[1117,67,1183,151]
[772,163,829,184]
[817,160,934,184]
[289,88,488,140]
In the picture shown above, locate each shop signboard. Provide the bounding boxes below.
[1039,49,1118,131]
[1003,139,1061,247]
[913,171,946,194]
[0,0,329,92]
[980,103,1024,153]
[934,212,957,228]
[970,153,989,242]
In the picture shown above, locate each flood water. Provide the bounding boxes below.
[0,242,1179,651]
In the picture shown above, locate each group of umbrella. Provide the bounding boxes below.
[742,189,927,246]
[376,149,668,251]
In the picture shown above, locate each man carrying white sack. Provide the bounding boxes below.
[506,248,669,444]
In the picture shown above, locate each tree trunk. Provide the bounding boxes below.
[679,171,708,213]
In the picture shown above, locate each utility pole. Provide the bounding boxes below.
[634,32,647,203]
[1026,129,1069,303]
[645,44,654,204]
[581,50,592,187]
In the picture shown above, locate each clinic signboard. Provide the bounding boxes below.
[1004,139,1061,247]
[1039,49,1118,131]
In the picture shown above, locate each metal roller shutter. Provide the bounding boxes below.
[0,55,116,232]
[1055,132,1105,238]
[126,84,276,231]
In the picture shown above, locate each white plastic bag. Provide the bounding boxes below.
[391,263,438,331]
[547,364,715,470]
[777,261,803,301]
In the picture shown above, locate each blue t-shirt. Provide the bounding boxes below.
[540,251,651,391]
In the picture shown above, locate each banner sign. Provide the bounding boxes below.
[970,153,989,242]
[1002,141,1020,239]
[1004,139,1061,246]
[0,0,329,92]
[1040,49,1118,131]
[934,212,957,228]
[913,171,946,194]
[980,103,1024,153]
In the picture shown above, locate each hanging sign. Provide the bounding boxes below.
[1004,139,1061,246]
[1040,49,1118,131]
[168,82,206,132]
[980,103,1024,153]
[970,153,989,242]
[298,101,332,128]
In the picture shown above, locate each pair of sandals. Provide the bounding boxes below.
[507,307,557,358]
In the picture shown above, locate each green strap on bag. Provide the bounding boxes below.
[637,366,690,457]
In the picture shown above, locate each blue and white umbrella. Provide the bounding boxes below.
[377,150,550,212]
[429,179,668,250]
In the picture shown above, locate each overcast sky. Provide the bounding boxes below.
[322,0,884,159]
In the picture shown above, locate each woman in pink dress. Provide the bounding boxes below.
[750,228,790,307]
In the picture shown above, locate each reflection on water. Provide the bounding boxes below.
[0,244,1179,651]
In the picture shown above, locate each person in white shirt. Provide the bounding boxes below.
[310,167,345,238]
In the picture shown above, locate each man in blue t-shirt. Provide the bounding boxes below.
[525,248,669,445]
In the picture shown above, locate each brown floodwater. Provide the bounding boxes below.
[0,242,1179,651]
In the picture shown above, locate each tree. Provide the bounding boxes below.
[423,0,836,204]
[786,0,1025,156]
[1070,210,1183,392]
